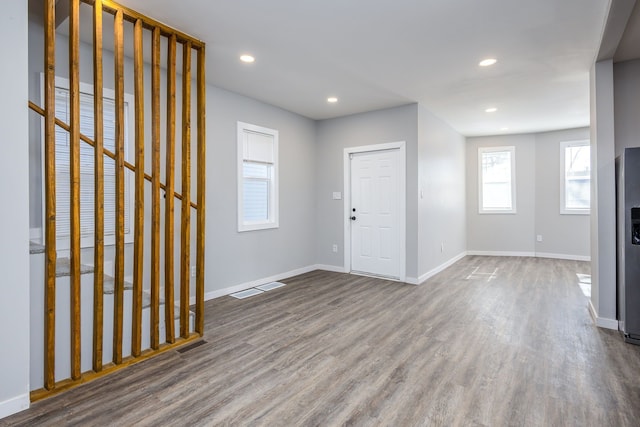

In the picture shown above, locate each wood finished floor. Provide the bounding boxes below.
[4,256,640,426]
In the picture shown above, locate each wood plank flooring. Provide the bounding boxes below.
[4,256,640,426]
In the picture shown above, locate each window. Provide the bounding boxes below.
[478,146,516,214]
[560,140,590,214]
[237,122,278,232]
[42,76,134,250]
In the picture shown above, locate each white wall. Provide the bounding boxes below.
[417,106,466,279]
[0,0,31,418]
[466,129,591,259]
[466,134,537,254]
[315,104,419,278]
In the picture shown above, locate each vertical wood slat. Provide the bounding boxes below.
[43,0,57,391]
[92,0,105,373]
[112,9,125,365]
[195,47,206,335]
[132,18,145,357]
[164,35,177,343]
[180,41,192,339]
[68,0,82,381]
[150,27,161,350]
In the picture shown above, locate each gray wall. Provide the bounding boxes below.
[466,129,590,258]
[206,87,317,291]
[466,134,537,254]
[614,59,640,156]
[590,59,617,323]
[0,0,30,417]
[315,104,419,278]
[535,128,591,257]
[417,106,466,277]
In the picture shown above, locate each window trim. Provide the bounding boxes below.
[478,146,517,214]
[560,139,590,215]
[39,74,135,251]
[237,121,279,232]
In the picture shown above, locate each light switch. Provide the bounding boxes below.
[332,192,342,200]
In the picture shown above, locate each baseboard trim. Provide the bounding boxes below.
[467,250,536,257]
[0,393,29,419]
[408,252,468,285]
[535,252,591,262]
[314,264,346,273]
[467,250,589,261]
[588,300,618,330]
[193,265,320,304]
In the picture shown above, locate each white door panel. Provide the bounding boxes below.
[350,149,400,279]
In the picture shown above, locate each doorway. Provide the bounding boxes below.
[343,142,406,281]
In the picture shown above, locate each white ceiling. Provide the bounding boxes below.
[110,0,609,136]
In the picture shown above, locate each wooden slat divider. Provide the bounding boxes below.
[150,27,161,350]
[43,0,57,391]
[131,18,144,358]
[195,47,206,335]
[80,0,205,48]
[33,0,207,398]
[68,0,82,381]
[92,0,105,373]
[31,333,201,402]
[112,8,125,365]
[164,35,177,344]
[179,41,192,339]
[29,101,197,209]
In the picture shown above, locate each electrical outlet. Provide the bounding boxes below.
[191,266,196,277]
[537,235,543,242]
[332,244,338,253]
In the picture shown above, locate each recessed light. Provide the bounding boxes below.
[479,58,497,67]
[485,107,498,113]
[240,54,255,63]
[327,97,338,103]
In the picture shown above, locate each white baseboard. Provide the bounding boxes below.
[0,393,29,419]
[535,252,591,262]
[467,250,589,261]
[588,300,618,330]
[467,250,536,257]
[192,265,320,304]
[314,264,346,273]
[410,252,468,285]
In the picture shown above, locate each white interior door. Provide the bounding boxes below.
[350,149,400,279]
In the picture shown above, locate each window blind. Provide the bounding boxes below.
[54,87,130,243]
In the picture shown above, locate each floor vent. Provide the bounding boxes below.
[230,288,264,299]
[256,281,286,291]
[177,340,207,354]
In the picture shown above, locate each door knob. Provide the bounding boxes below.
[351,216,356,220]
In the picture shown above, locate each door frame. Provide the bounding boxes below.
[343,141,406,282]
